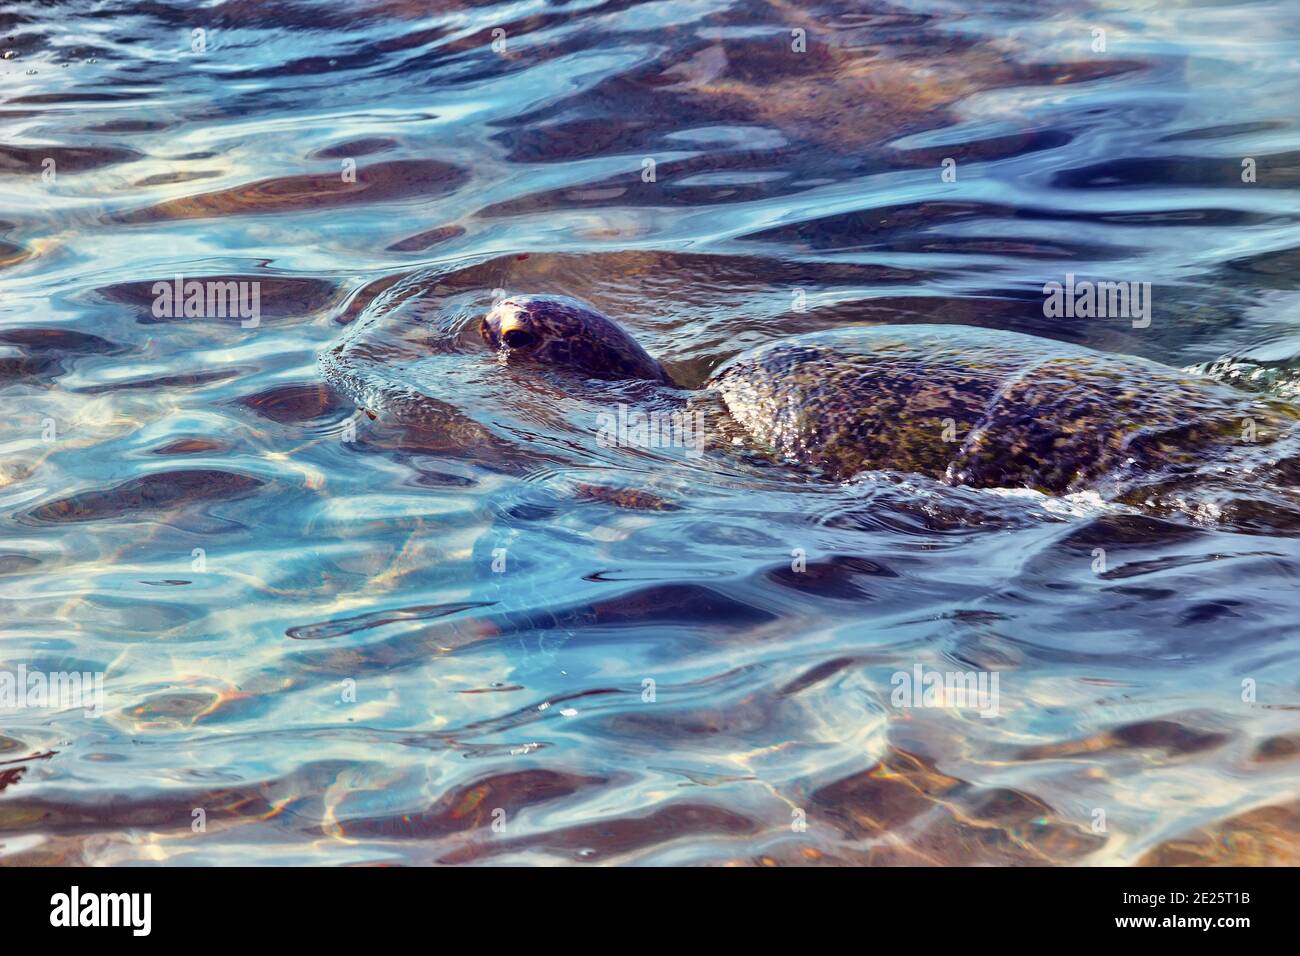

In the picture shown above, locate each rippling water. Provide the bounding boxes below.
[2,0,1299,866]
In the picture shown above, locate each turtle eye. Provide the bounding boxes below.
[502,329,537,349]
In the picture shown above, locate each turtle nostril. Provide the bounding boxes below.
[502,329,536,349]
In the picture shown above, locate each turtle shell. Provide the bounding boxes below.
[708,324,1290,494]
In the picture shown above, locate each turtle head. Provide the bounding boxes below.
[481,295,671,384]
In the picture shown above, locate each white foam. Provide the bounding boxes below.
[981,486,1131,519]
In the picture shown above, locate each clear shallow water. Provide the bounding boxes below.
[2,0,1299,865]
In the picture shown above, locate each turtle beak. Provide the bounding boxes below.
[499,321,538,350]
[486,302,539,350]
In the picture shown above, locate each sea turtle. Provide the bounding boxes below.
[478,294,1300,510]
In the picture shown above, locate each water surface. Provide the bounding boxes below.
[2,0,1299,865]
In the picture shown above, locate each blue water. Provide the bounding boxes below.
[1,0,1299,865]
